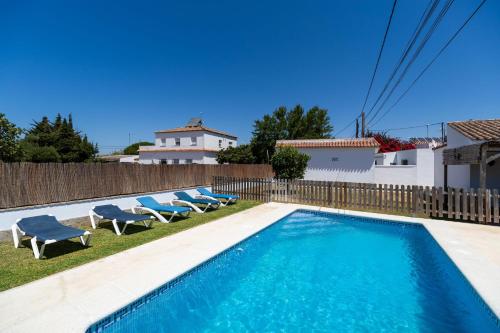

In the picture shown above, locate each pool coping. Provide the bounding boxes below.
[0,203,499,332]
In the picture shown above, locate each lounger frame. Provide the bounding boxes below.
[196,194,236,206]
[131,205,191,223]
[89,207,154,236]
[170,197,220,213]
[11,215,92,259]
[197,189,238,206]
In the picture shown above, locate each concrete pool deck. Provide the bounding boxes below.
[0,203,499,332]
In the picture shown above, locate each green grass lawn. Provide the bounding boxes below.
[0,200,261,291]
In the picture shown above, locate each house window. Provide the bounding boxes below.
[186,159,193,164]
[160,138,166,147]
[175,138,181,146]
[228,141,233,146]
[191,137,197,146]
[173,159,180,165]
[218,139,222,148]
[160,159,167,165]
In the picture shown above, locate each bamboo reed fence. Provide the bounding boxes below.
[212,176,500,224]
[0,163,273,209]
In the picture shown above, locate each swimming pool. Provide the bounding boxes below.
[87,210,499,332]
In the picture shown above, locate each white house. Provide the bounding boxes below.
[139,118,238,165]
[276,138,380,182]
[277,137,437,186]
[435,119,500,190]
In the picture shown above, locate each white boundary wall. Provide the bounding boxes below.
[299,147,377,183]
[374,165,418,185]
[0,187,210,231]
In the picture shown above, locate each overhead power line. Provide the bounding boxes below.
[332,118,357,137]
[368,0,455,126]
[359,0,398,117]
[371,121,442,132]
[334,0,398,138]
[369,0,489,128]
[364,0,439,120]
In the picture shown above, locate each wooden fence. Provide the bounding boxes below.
[212,177,500,224]
[0,163,273,209]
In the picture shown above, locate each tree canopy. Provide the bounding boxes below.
[216,144,255,164]
[123,141,154,155]
[271,146,310,180]
[19,114,98,162]
[251,105,332,163]
[0,113,22,162]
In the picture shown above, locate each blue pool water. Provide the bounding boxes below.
[88,210,499,332]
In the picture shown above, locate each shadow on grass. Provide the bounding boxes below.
[97,221,153,235]
[20,239,90,259]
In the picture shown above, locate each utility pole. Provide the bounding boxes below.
[361,112,366,138]
[355,119,359,138]
[441,122,445,142]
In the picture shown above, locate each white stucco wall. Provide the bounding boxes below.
[154,132,205,148]
[139,151,210,164]
[298,148,377,182]
[119,156,138,163]
[446,126,477,189]
[375,150,418,166]
[415,149,435,186]
[373,148,434,186]
[374,166,418,185]
[203,133,237,150]
[0,187,211,231]
[434,147,445,187]
[446,126,474,148]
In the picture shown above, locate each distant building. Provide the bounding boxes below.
[435,119,500,189]
[139,118,238,165]
[409,137,444,149]
[277,137,435,186]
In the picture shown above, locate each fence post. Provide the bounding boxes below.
[424,186,430,217]
[431,187,437,217]
[470,188,476,222]
[478,189,484,223]
[455,188,461,220]
[493,189,499,224]
[447,187,453,219]
[438,187,443,218]
[462,189,469,221]
[485,189,491,223]
[389,185,393,212]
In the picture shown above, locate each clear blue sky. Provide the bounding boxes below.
[1,0,499,153]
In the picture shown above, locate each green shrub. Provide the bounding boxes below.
[271,146,310,180]
[28,146,61,162]
[216,144,255,164]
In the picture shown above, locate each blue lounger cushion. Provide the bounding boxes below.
[17,215,87,242]
[174,191,220,205]
[93,205,151,223]
[137,196,191,214]
[197,188,239,200]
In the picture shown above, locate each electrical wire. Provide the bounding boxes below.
[368,0,455,126]
[369,0,488,127]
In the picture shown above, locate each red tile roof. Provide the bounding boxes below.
[155,126,237,139]
[448,119,500,141]
[276,138,379,149]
